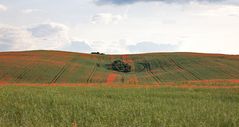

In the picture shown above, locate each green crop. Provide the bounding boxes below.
[0,85,239,127]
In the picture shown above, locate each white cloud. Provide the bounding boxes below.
[63,41,93,53]
[94,0,239,5]
[91,13,126,24]
[90,40,130,54]
[128,42,181,53]
[21,9,43,14]
[198,5,239,17]
[28,23,71,49]
[0,22,72,51]
[28,23,69,38]
[1,1,239,54]
[0,26,33,51]
[0,4,7,12]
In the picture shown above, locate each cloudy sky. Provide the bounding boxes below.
[0,0,239,54]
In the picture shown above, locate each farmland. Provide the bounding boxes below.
[0,50,239,127]
[0,50,239,85]
[0,85,239,127]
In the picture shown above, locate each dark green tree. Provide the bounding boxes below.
[111,60,131,73]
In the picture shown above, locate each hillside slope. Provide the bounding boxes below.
[0,50,239,84]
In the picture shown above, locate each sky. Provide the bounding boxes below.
[0,0,239,54]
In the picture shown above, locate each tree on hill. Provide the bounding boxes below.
[91,52,105,55]
[111,60,131,73]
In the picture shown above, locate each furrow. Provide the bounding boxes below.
[50,65,67,84]
[169,57,201,80]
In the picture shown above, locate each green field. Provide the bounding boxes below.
[0,50,239,84]
[0,85,239,127]
[0,51,239,127]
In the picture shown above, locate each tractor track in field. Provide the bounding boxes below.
[146,67,161,85]
[137,63,146,73]
[213,66,238,79]
[157,60,167,72]
[87,55,102,83]
[87,64,97,83]
[15,69,27,82]
[213,62,239,79]
[142,58,161,85]
[50,64,68,84]
[169,57,201,80]
[15,65,32,82]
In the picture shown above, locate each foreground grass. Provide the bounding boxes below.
[0,86,239,127]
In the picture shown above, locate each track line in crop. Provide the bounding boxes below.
[212,62,239,79]
[211,63,238,79]
[88,55,104,83]
[87,53,106,83]
[169,57,201,80]
[50,64,68,84]
[87,64,97,83]
[15,65,31,82]
[142,59,161,85]
[157,60,169,72]
[147,66,161,85]
[15,70,27,82]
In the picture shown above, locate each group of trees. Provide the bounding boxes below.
[91,52,131,73]
[111,60,131,73]
[91,52,105,55]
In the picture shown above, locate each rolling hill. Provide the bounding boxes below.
[0,50,239,85]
